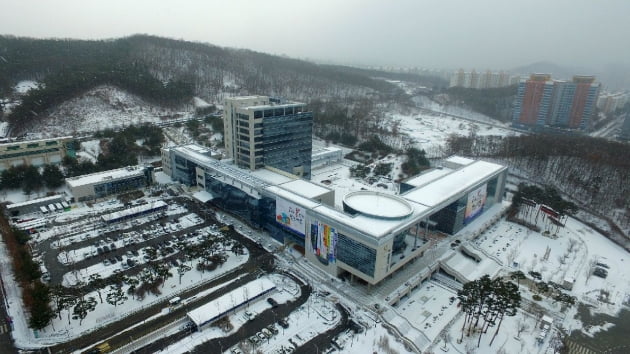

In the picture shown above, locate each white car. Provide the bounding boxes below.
[244,310,255,321]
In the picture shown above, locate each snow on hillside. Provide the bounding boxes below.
[413,95,510,127]
[192,97,212,108]
[24,85,195,138]
[14,80,40,94]
[384,108,519,158]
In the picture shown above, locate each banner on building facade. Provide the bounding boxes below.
[275,197,306,236]
[310,221,337,263]
[464,183,487,223]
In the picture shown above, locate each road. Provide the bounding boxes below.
[0,271,18,354]
[128,272,312,354]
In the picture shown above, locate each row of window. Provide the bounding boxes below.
[253,106,304,119]
[0,148,61,160]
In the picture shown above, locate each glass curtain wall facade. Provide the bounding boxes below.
[224,96,313,179]
[93,175,147,199]
[261,107,313,179]
[203,172,305,245]
[336,233,376,277]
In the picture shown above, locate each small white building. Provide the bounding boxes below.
[186,278,276,328]
[311,146,343,169]
[66,166,148,202]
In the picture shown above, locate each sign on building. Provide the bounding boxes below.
[275,197,306,236]
[465,183,487,223]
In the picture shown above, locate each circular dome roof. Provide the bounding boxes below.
[343,191,413,219]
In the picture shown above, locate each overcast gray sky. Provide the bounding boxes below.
[1,0,629,70]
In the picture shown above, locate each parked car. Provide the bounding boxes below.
[278,318,289,328]
[267,324,279,335]
[261,328,272,338]
[244,310,255,321]
[593,267,608,278]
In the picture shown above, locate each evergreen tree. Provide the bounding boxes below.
[42,164,65,188]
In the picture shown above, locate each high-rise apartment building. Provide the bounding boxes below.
[512,74,554,127]
[449,69,518,89]
[512,74,600,131]
[223,95,313,178]
[597,91,629,114]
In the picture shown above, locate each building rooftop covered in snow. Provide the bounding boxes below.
[162,143,507,286]
[66,166,151,202]
[0,136,75,171]
[186,278,276,328]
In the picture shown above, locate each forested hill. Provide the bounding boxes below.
[439,85,518,123]
[0,34,433,133]
[446,134,630,244]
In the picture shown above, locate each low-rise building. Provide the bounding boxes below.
[66,166,151,202]
[0,136,75,171]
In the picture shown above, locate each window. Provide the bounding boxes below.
[254,110,262,118]
[336,233,376,277]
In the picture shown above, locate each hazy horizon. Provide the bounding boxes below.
[1,0,629,72]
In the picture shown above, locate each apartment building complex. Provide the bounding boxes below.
[512,74,600,131]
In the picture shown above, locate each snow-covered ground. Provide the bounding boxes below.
[0,195,255,348]
[374,209,629,353]
[389,110,518,158]
[14,80,40,94]
[156,273,334,354]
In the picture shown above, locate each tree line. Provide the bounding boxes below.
[438,85,517,122]
[0,217,54,330]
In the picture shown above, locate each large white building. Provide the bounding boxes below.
[162,144,507,287]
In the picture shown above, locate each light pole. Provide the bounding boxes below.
[313,343,319,354]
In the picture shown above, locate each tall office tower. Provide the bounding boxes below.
[513,74,554,127]
[223,95,313,178]
[513,74,599,131]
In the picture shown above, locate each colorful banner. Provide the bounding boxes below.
[310,221,337,263]
[275,197,305,236]
[464,183,487,223]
